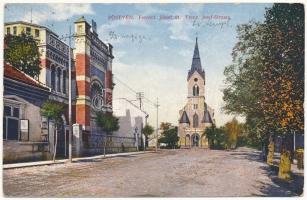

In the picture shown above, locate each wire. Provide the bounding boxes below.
[113,75,158,107]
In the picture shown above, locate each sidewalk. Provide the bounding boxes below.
[3,151,155,170]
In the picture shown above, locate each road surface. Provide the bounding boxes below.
[3,147,303,197]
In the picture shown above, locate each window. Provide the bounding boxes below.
[194,104,198,110]
[35,29,39,37]
[193,113,199,128]
[13,26,17,35]
[6,27,10,34]
[4,106,11,116]
[91,81,104,110]
[78,25,82,33]
[13,107,20,118]
[56,68,62,92]
[193,85,199,96]
[51,67,56,90]
[26,27,31,35]
[62,70,67,94]
[3,104,21,140]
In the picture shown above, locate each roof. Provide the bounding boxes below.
[187,37,205,80]
[202,103,214,124]
[4,63,50,91]
[75,16,89,24]
[202,110,213,123]
[179,110,190,124]
[4,21,59,37]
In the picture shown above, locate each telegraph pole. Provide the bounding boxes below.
[136,92,144,110]
[155,97,160,152]
[68,25,72,163]
[136,92,144,150]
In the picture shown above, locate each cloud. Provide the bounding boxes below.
[22,4,94,24]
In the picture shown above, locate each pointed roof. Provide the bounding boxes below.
[202,110,213,123]
[202,102,214,124]
[188,37,205,80]
[179,110,190,124]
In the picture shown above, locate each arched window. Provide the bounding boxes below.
[62,70,66,94]
[91,81,104,110]
[51,66,56,90]
[193,113,199,128]
[56,68,61,92]
[193,85,199,96]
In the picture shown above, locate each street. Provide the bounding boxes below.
[3,147,303,197]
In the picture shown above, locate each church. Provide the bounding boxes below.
[178,38,215,148]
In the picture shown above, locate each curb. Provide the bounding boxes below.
[3,151,155,170]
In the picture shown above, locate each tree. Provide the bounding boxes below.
[204,125,227,149]
[4,33,41,78]
[158,127,179,148]
[142,124,154,150]
[223,3,304,179]
[224,118,244,149]
[260,4,304,179]
[41,101,64,162]
[96,111,119,134]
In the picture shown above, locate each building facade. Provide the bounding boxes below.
[74,16,114,134]
[178,38,215,148]
[3,17,115,161]
[3,64,51,163]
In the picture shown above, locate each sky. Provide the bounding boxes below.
[4,3,273,127]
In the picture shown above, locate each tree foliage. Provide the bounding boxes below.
[224,118,244,149]
[223,3,304,146]
[158,125,179,148]
[4,33,41,78]
[41,101,64,123]
[96,111,119,134]
[204,125,227,149]
[41,101,64,161]
[142,124,154,137]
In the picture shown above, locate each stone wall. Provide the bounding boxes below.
[3,141,51,164]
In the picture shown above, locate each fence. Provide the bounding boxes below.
[82,132,138,156]
[274,133,304,153]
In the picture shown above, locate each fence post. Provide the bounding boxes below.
[73,124,83,157]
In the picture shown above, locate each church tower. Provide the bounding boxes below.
[178,38,215,148]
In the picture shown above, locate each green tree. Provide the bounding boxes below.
[41,101,64,162]
[96,111,119,134]
[4,33,41,78]
[158,128,179,149]
[142,124,154,150]
[204,125,227,149]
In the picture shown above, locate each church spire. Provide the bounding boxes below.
[188,37,205,80]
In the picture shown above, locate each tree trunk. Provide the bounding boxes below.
[53,124,58,162]
[267,134,275,165]
[278,135,292,180]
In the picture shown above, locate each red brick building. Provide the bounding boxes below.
[74,16,114,133]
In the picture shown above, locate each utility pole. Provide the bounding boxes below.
[68,25,72,163]
[136,92,144,110]
[155,97,160,152]
[136,92,144,150]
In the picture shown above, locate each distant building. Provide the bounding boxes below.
[178,38,215,148]
[113,98,147,149]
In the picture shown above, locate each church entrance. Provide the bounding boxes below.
[191,134,200,147]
